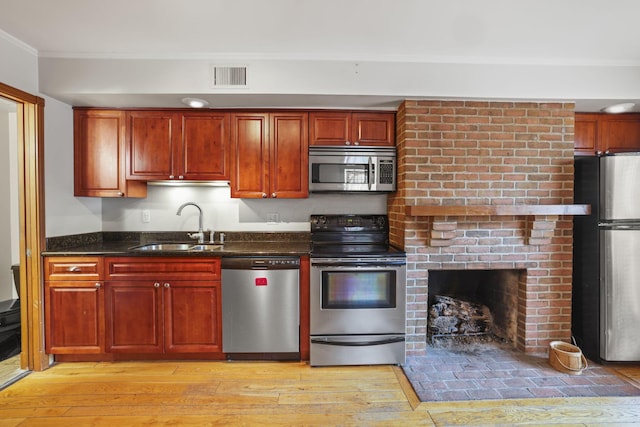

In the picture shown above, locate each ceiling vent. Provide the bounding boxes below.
[211,65,248,88]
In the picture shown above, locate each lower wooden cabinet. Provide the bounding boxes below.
[106,280,222,354]
[44,256,223,358]
[44,257,105,354]
[45,281,105,354]
[104,257,222,355]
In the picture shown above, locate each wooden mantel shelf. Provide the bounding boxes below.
[406,204,591,217]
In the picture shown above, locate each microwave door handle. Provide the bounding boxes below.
[368,156,374,190]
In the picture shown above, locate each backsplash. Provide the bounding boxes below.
[99,185,388,234]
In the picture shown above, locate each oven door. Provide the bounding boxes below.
[310,259,406,335]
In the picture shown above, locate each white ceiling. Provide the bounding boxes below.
[2,0,640,112]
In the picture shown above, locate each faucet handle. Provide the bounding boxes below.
[207,229,215,244]
[187,232,204,243]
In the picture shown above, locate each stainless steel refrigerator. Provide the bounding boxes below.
[573,153,640,362]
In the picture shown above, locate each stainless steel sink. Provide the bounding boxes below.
[130,243,223,252]
[189,244,224,251]
[131,243,194,251]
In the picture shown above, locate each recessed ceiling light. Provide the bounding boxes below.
[181,97,209,108]
[601,102,635,114]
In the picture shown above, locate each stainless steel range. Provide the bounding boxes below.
[309,214,406,366]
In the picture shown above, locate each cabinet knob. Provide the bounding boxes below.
[169,175,175,179]
[154,282,160,288]
[117,192,124,197]
[95,283,101,288]
[262,193,267,198]
[345,141,351,145]
[354,141,359,146]
[164,283,170,288]
[178,175,184,180]
[271,193,277,198]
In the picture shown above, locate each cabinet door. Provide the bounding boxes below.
[106,281,163,353]
[164,281,222,353]
[351,112,395,146]
[127,111,180,180]
[574,114,599,156]
[309,111,350,146]
[270,112,308,198]
[230,113,269,198]
[180,112,230,180]
[73,109,146,197]
[601,115,640,153]
[45,281,105,354]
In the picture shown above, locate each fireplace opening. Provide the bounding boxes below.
[427,269,524,346]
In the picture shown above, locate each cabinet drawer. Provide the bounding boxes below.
[105,257,221,281]
[44,257,103,281]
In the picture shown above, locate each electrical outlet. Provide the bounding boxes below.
[267,212,279,224]
[142,209,151,223]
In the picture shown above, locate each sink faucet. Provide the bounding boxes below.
[176,202,204,243]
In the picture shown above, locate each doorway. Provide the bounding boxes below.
[0,96,24,387]
[0,82,47,384]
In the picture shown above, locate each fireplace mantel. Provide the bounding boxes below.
[406,204,591,217]
[405,204,591,247]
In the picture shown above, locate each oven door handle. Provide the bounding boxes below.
[311,261,406,268]
[368,156,374,190]
[311,336,405,347]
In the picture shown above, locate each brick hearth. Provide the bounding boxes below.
[388,100,576,355]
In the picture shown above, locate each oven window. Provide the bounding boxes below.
[311,163,369,184]
[321,270,396,309]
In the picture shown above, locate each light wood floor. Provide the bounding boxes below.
[0,361,639,426]
[0,355,25,389]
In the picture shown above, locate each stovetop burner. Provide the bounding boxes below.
[310,214,405,258]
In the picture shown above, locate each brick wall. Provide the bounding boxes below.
[388,100,576,355]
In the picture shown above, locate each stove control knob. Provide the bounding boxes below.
[375,216,387,228]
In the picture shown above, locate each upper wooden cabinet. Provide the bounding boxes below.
[230,112,308,198]
[126,111,230,181]
[575,113,640,156]
[309,111,395,146]
[73,109,146,197]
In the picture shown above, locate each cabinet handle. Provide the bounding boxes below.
[271,193,277,198]
[95,283,101,288]
[154,282,160,288]
[262,193,267,198]
[164,283,170,288]
[69,266,80,272]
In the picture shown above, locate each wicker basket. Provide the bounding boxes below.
[549,341,588,375]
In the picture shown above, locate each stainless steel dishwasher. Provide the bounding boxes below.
[222,256,300,358]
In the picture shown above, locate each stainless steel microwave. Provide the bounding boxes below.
[309,146,396,193]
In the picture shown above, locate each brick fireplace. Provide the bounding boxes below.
[387,100,580,355]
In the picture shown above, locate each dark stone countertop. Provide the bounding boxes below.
[42,231,311,257]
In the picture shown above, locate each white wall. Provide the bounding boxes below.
[1,31,103,238]
[43,96,102,237]
[38,57,640,111]
[0,32,37,299]
[102,185,387,233]
[0,30,38,94]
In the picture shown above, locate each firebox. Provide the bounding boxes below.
[427,269,525,345]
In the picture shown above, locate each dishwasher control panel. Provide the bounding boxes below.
[222,256,300,270]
